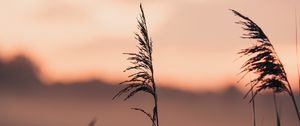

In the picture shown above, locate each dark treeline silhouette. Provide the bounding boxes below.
[0,55,44,93]
[0,54,299,126]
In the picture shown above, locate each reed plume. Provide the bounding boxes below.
[113,4,160,126]
[230,9,300,121]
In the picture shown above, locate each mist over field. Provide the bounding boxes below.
[0,55,298,126]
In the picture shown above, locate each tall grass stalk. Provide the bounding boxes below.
[273,93,281,126]
[295,7,300,97]
[113,4,160,126]
[249,76,257,126]
[230,9,300,121]
[251,83,257,126]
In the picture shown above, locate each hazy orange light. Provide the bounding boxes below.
[0,0,299,92]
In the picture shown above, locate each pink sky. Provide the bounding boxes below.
[0,0,299,91]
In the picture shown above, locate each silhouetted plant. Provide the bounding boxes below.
[88,118,97,126]
[294,8,300,96]
[250,81,257,126]
[113,4,160,126]
[231,9,300,121]
[273,93,281,126]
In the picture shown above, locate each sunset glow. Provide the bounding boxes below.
[0,0,299,91]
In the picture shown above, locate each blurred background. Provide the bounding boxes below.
[0,0,299,126]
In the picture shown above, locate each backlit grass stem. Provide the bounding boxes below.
[113,4,160,126]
